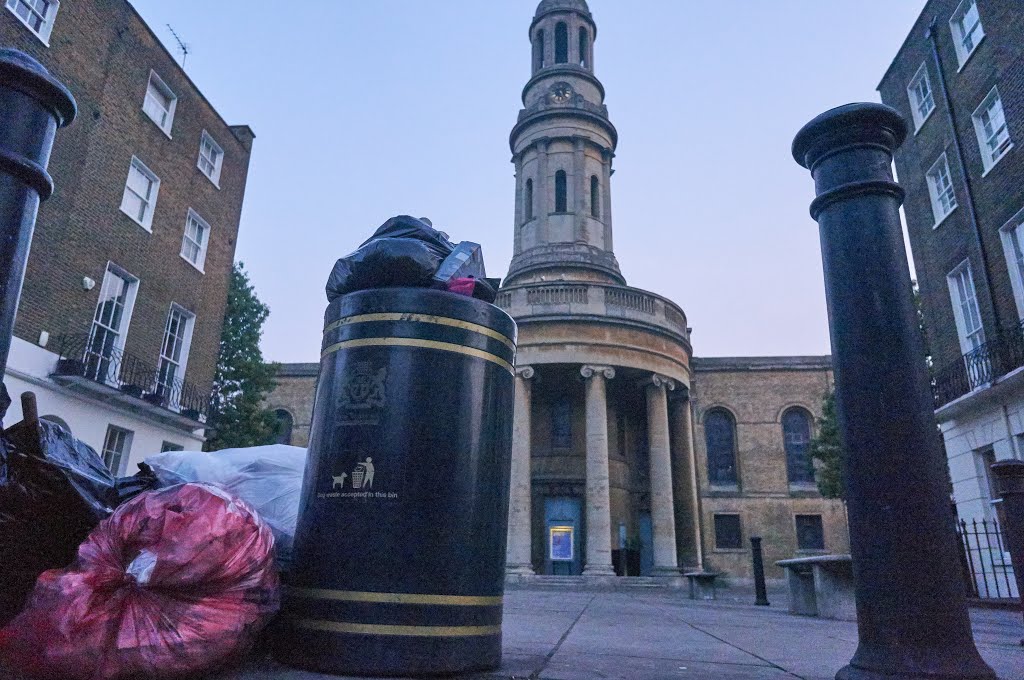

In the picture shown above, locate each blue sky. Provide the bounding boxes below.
[129,1,926,363]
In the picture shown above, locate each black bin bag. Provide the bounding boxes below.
[326,215,455,302]
[0,420,117,625]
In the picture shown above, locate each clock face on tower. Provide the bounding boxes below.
[549,82,573,104]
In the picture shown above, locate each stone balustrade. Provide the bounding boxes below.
[497,282,689,342]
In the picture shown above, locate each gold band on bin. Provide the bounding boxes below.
[321,337,513,374]
[288,587,503,607]
[323,313,515,352]
[295,619,502,638]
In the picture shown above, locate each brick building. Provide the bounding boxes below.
[878,0,1022,596]
[267,0,848,584]
[1,0,253,474]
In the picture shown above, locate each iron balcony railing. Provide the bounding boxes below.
[53,333,208,421]
[933,320,1024,408]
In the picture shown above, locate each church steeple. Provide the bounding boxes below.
[506,0,622,286]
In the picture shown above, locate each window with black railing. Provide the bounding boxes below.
[53,334,208,420]
[933,319,1024,408]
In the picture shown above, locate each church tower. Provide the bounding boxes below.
[507,0,622,286]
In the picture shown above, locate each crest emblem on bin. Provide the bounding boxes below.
[340,362,386,410]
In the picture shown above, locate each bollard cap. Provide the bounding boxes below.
[792,102,907,171]
[991,459,1024,496]
[0,48,76,127]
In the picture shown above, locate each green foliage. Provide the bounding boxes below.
[810,390,845,499]
[204,262,279,451]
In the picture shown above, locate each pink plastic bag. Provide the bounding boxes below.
[0,483,279,679]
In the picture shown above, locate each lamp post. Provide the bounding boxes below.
[0,49,76,382]
[792,103,994,680]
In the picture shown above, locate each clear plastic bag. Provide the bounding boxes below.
[145,444,306,563]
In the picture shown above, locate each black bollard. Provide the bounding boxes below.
[0,49,76,380]
[990,460,1024,631]
[792,103,995,680]
[750,536,770,607]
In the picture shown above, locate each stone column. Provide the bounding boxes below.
[581,365,616,576]
[506,366,535,575]
[669,390,703,570]
[513,158,523,255]
[601,149,613,252]
[644,374,678,575]
[573,137,586,242]
[536,138,549,241]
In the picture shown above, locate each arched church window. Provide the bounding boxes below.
[590,175,600,218]
[525,178,534,221]
[555,170,567,212]
[273,409,294,445]
[555,22,568,64]
[705,408,738,485]
[783,408,815,484]
[551,400,572,449]
[579,27,589,67]
[534,29,545,70]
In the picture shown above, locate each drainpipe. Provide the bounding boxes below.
[925,19,1003,335]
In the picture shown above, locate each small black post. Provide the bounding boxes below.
[990,460,1024,633]
[0,49,76,380]
[793,103,995,680]
[750,536,770,607]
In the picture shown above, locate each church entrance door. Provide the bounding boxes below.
[544,497,582,575]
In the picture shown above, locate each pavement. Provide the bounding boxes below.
[218,585,1024,680]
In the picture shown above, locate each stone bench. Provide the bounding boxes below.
[683,571,722,600]
[776,554,855,621]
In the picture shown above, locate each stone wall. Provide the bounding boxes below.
[692,357,850,581]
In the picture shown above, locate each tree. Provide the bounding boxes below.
[810,390,844,499]
[204,262,279,451]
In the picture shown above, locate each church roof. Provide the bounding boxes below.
[534,0,591,19]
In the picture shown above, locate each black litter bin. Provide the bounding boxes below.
[274,288,517,677]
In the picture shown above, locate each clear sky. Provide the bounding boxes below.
[129,0,926,363]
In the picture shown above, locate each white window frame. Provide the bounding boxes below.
[926,153,957,227]
[947,260,986,356]
[197,130,224,187]
[907,63,935,132]
[972,87,1013,175]
[142,70,177,137]
[120,156,160,231]
[87,263,139,387]
[101,424,133,476]
[180,209,210,273]
[999,219,1024,320]
[950,0,985,70]
[4,0,59,45]
[155,303,196,410]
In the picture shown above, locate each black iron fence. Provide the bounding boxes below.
[933,321,1024,408]
[53,333,208,420]
[956,517,1019,600]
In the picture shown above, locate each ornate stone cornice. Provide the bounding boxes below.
[640,373,675,391]
[581,365,615,380]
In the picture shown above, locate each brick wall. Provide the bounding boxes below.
[0,0,253,396]
[878,0,1024,376]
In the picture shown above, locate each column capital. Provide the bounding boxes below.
[640,373,675,391]
[581,365,615,380]
[516,365,536,380]
[534,137,550,151]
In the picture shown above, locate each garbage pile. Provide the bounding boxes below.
[326,215,501,303]
[0,395,282,680]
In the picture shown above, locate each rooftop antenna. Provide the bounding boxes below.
[167,24,190,67]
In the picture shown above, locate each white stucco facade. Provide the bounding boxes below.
[4,337,204,476]
[938,368,1024,598]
